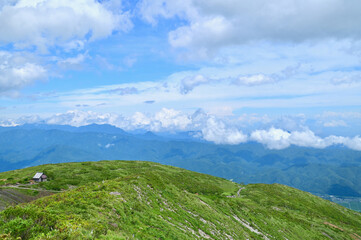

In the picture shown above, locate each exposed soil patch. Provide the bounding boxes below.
[323,222,344,231]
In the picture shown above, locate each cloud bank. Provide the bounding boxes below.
[1,109,360,151]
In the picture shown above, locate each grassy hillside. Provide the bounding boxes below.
[0,161,360,239]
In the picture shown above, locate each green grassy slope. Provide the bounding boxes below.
[0,161,360,239]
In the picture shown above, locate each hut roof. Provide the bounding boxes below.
[33,172,43,179]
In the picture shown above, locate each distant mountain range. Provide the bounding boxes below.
[1,123,361,199]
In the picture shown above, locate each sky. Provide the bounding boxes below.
[0,0,361,150]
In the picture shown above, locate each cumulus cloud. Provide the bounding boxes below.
[340,136,361,151]
[0,0,132,51]
[250,127,361,151]
[152,108,192,131]
[201,117,247,145]
[2,109,361,151]
[131,112,151,128]
[0,51,46,93]
[322,135,361,151]
[288,130,327,148]
[139,0,361,54]
[250,128,292,149]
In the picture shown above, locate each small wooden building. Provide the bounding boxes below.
[33,172,47,182]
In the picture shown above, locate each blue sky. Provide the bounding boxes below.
[1,0,361,149]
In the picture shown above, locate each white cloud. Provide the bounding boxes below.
[0,0,132,51]
[201,117,248,145]
[288,130,327,148]
[323,135,361,151]
[250,127,361,150]
[0,51,46,93]
[139,0,361,55]
[152,108,192,131]
[168,15,232,52]
[131,112,151,127]
[250,128,291,149]
[341,136,361,151]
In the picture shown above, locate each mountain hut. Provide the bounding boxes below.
[33,172,47,182]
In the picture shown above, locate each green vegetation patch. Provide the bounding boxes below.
[0,161,360,239]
